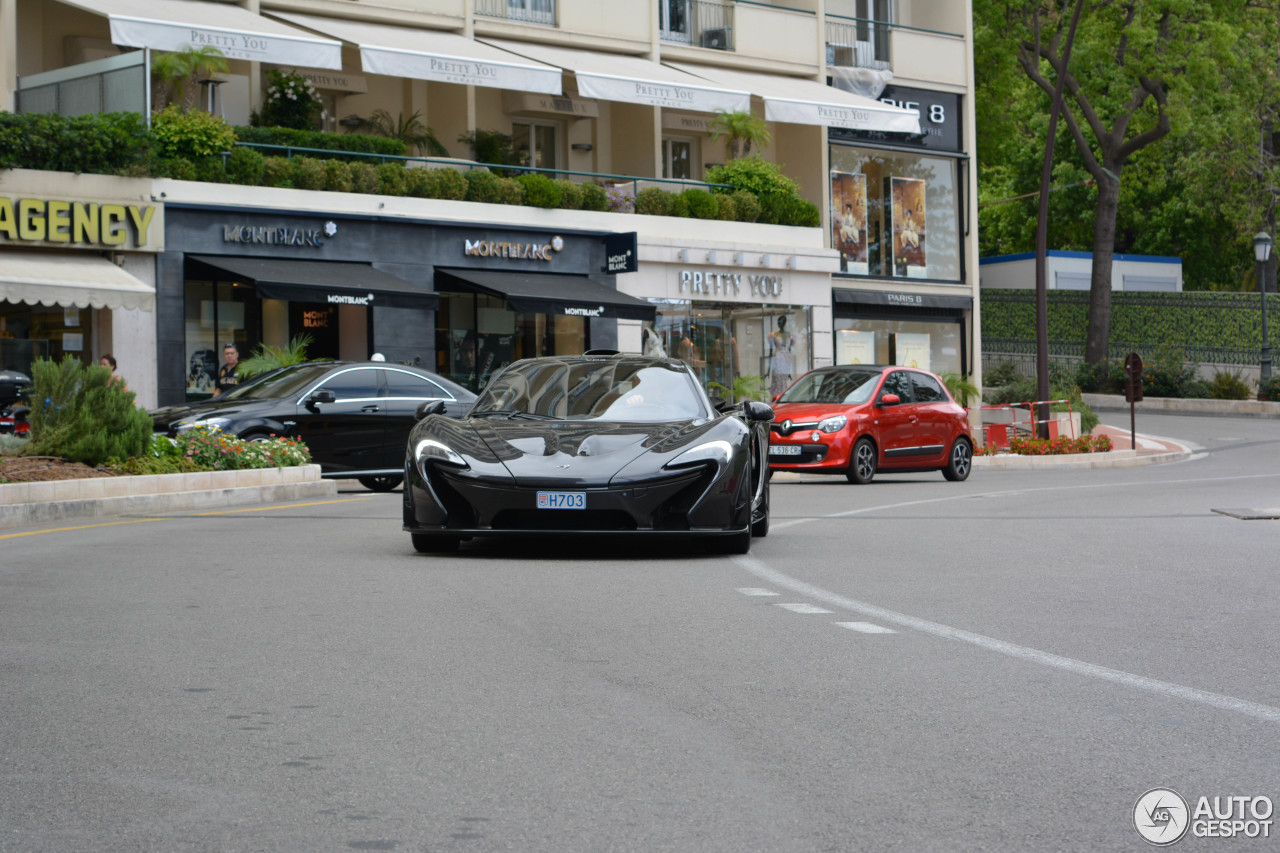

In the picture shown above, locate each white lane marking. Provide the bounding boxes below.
[735,555,1280,725]
[769,471,1280,533]
[737,587,779,596]
[836,622,897,634]
[774,603,834,614]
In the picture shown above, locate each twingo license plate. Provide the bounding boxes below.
[768,445,802,456]
[537,491,586,509]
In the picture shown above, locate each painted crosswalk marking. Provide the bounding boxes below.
[774,603,833,614]
[835,622,897,634]
[737,587,779,596]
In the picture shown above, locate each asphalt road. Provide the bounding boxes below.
[1,412,1278,852]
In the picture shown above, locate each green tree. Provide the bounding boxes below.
[151,46,229,112]
[707,110,772,159]
[975,0,1261,361]
[237,335,317,380]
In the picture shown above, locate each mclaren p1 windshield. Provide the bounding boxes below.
[472,359,710,422]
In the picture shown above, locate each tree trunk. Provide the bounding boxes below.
[1085,170,1121,364]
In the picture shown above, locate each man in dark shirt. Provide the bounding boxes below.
[213,343,240,397]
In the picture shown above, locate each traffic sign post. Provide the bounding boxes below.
[1124,353,1144,451]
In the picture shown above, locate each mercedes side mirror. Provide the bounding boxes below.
[743,401,774,422]
[415,400,447,420]
[305,389,336,411]
[877,393,901,407]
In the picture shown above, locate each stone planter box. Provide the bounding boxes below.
[0,464,335,529]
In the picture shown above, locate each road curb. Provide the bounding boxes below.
[972,448,1190,470]
[0,465,337,530]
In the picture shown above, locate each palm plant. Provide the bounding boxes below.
[236,335,317,380]
[937,371,981,408]
[707,110,772,159]
[364,109,449,157]
[707,373,769,404]
[151,46,229,112]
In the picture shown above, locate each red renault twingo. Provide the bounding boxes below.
[767,365,973,483]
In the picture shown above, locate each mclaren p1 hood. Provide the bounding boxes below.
[470,418,710,486]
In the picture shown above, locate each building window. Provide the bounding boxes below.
[663,137,697,181]
[830,145,962,282]
[183,278,258,401]
[647,301,811,400]
[512,121,559,173]
[661,0,691,43]
[834,315,963,375]
[0,302,88,376]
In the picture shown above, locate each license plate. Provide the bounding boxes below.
[769,445,802,456]
[537,491,585,509]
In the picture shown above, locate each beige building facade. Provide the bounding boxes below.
[1,0,980,406]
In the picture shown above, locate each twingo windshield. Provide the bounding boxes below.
[473,359,710,421]
[780,368,882,405]
[219,364,334,400]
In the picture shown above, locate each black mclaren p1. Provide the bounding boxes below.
[402,351,774,554]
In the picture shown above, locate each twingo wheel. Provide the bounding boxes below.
[359,475,403,492]
[846,436,877,484]
[943,436,973,482]
[751,477,770,537]
[411,534,459,553]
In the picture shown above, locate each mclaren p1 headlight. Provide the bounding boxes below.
[414,438,469,470]
[818,414,847,433]
[664,439,734,470]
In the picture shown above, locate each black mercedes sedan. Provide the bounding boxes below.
[402,351,774,554]
[151,361,475,491]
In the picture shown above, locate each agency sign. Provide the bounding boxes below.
[0,195,162,251]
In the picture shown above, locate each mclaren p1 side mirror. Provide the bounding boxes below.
[743,401,774,422]
[415,400,447,420]
[877,393,901,407]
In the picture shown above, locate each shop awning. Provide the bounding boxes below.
[0,250,155,311]
[435,269,655,320]
[187,256,438,310]
[833,288,972,310]
[270,13,561,95]
[56,0,342,69]
[479,39,750,114]
[666,62,920,134]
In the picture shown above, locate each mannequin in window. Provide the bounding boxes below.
[766,315,795,398]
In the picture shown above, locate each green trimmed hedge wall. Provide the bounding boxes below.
[982,289,1280,362]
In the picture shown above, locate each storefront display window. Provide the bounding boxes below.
[647,301,811,400]
[830,145,961,282]
[437,292,586,392]
[0,302,87,375]
[184,279,258,401]
[834,316,962,375]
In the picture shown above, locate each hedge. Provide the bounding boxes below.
[981,289,1280,363]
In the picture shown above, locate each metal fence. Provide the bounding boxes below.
[475,0,557,27]
[660,0,735,50]
[824,16,891,69]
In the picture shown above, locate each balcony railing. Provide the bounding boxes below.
[825,16,891,70]
[475,0,557,27]
[660,0,734,51]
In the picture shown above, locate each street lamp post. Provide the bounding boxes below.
[1255,231,1273,399]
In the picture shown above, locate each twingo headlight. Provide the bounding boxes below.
[414,438,469,470]
[818,414,847,433]
[175,416,232,433]
[664,439,734,470]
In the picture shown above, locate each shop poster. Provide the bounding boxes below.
[894,332,931,371]
[831,172,869,275]
[887,176,926,278]
[836,329,876,365]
